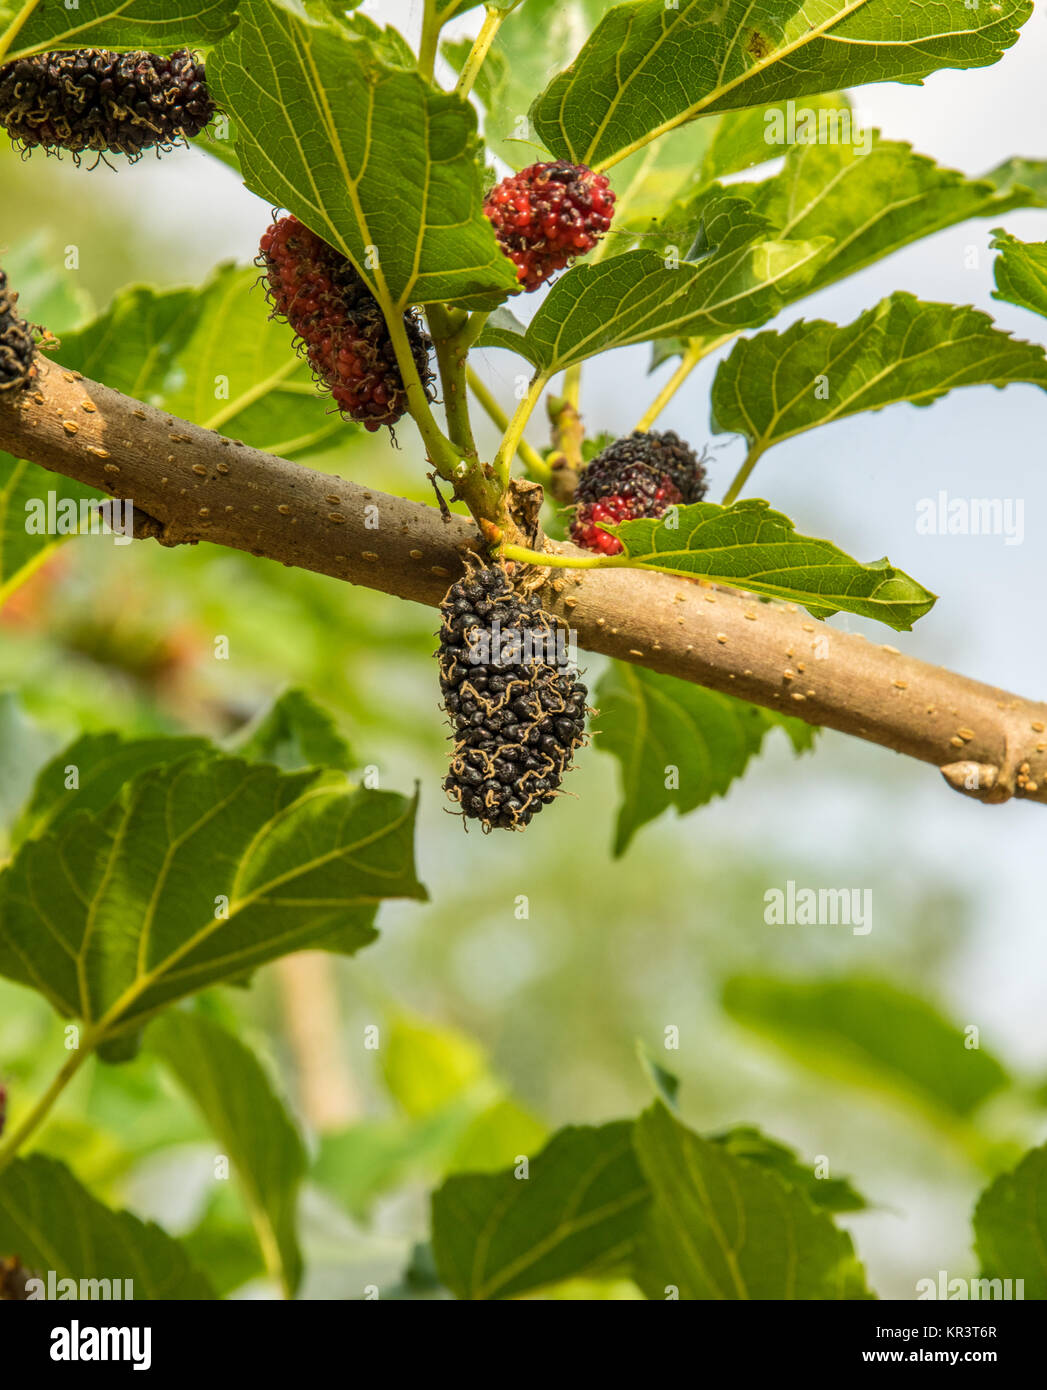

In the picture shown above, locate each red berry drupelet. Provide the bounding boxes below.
[569,431,709,555]
[0,49,214,162]
[437,565,588,832]
[483,161,615,291]
[259,215,434,432]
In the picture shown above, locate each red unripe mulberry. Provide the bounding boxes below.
[259,215,434,432]
[483,161,615,291]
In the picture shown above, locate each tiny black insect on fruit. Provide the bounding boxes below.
[437,564,588,831]
[0,49,215,162]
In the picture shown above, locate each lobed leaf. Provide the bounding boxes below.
[720,138,1047,304]
[0,749,425,1048]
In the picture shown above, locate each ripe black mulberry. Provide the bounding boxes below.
[0,49,214,162]
[483,161,615,291]
[437,564,588,830]
[570,430,708,554]
[259,214,434,432]
[0,268,34,394]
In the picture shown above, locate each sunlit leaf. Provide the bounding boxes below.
[209,0,518,310]
[4,0,239,60]
[608,499,936,630]
[710,294,1047,463]
[531,0,1032,171]
[992,230,1047,321]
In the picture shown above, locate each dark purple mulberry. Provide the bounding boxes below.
[437,565,588,831]
[570,431,709,555]
[0,49,215,162]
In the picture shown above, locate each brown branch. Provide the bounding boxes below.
[3,355,1046,807]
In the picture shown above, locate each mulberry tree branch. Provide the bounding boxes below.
[3,354,1046,808]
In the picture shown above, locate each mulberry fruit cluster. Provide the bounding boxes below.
[484,161,615,291]
[570,430,709,555]
[0,49,214,162]
[0,268,34,394]
[259,215,434,432]
[437,565,588,831]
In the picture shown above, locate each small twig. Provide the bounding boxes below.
[454,5,505,99]
[634,335,734,434]
[493,373,549,488]
[722,441,766,506]
[466,366,551,481]
[418,0,442,83]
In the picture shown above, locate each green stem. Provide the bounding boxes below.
[0,0,40,64]
[500,542,624,570]
[385,303,501,521]
[492,374,549,488]
[454,5,504,99]
[634,334,734,433]
[722,442,766,506]
[0,1041,93,1179]
[467,367,551,482]
[429,303,479,465]
[418,1,441,83]
[562,363,582,410]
